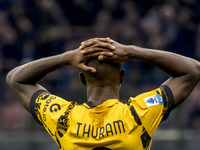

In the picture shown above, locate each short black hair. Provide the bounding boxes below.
[86,58,121,71]
[84,58,122,81]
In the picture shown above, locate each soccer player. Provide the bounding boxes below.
[6,38,200,150]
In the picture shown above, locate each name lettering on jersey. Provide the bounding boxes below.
[76,120,125,139]
[144,94,163,107]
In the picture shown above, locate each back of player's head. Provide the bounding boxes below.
[81,59,124,86]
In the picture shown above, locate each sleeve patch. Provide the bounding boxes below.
[144,94,163,107]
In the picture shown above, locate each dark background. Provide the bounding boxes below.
[0,0,200,149]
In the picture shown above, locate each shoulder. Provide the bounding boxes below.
[30,90,78,125]
[129,85,174,121]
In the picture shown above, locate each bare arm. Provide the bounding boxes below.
[126,45,200,108]
[6,49,99,112]
[81,39,200,109]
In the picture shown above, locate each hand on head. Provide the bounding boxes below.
[72,37,129,73]
[80,37,115,61]
[80,37,130,64]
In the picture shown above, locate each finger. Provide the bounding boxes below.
[95,37,114,44]
[81,38,109,45]
[98,55,104,60]
[81,38,96,45]
[78,63,96,73]
[83,51,113,60]
[100,51,113,56]
[81,37,114,46]
[79,39,99,50]
[81,42,115,53]
[80,38,105,48]
[98,55,118,62]
[81,46,114,55]
[80,38,114,50]
[93,42,115,50]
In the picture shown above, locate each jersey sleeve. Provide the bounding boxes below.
[30,90,76,141]
[129,85,174,136]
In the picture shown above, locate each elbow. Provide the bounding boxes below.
[197,62,200,79]
[190,61,200,81]
[6,71,14,86]
[6,68,17,87]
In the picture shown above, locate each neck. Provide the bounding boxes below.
[87,85,120,106]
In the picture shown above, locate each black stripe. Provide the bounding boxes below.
[30,90,50,125]
[160,85,174,121]
[130,106,142,125]
[141,127,151,149]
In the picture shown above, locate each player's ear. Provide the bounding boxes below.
[120,69,126,84]
[79,72,87,85]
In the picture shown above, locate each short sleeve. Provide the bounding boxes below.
[30,90,76,135]
[159,85,174,121]
[129,85,174,135]
[30,90,50,125]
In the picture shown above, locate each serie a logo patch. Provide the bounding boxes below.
[144,94,163,107]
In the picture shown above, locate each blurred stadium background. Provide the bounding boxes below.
[0,0,200,149]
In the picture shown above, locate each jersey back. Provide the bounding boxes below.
[30,86,173,150]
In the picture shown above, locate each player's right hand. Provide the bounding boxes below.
[80,38,131,63]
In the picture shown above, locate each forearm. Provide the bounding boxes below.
[79,38,200,108]
[126,45,200,78]
[6,47,96,112]
[7,51,72,85]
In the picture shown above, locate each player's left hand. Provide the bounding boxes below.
[68,48,96,73]
[68,47,113,73]
[80,37,130,63]
[80,38,115,53]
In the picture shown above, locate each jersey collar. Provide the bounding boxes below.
[83,99,119,110]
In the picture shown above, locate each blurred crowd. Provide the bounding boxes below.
[0,0,200,131]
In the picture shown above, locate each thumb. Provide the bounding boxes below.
[98,55,112,61]
[78,63,96,73]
